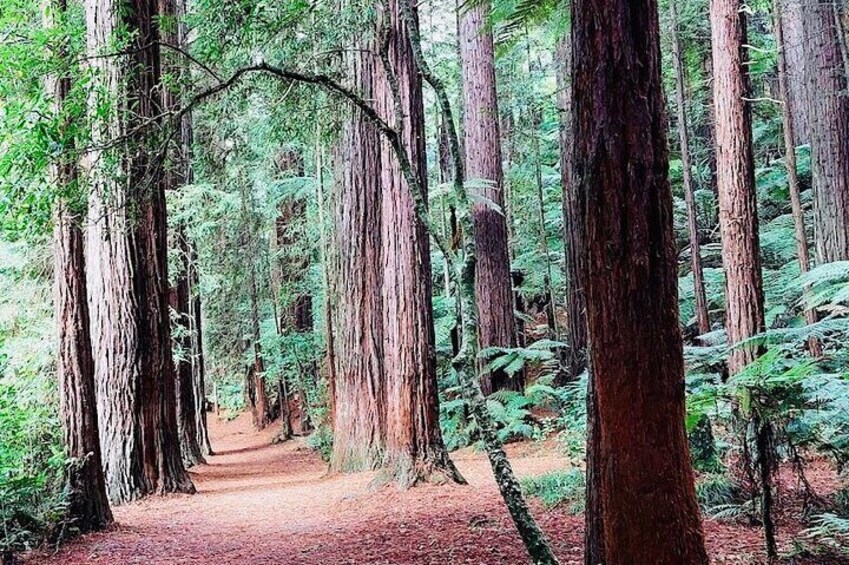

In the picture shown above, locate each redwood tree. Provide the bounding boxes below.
[802,0,849,263]
[779,0,810,143]
[775,0,820,355]
[84,0,194,503]
[330,40,386,472]
[572,0,708,562]
[48,0,112,530]
[160,0,205,468]
[459,0,520,394]
[273,148,314,436]
[376,0,463,487]
[709,0,766,375]
[555,32,586,380]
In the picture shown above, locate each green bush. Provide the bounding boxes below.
[695,473,745,511]
[520,469,585,513]
[0,383,67,557]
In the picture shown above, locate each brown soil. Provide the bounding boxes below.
[27,414,845,564]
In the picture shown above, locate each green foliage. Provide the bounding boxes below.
[0,382,67,556]
[305,425,333,462]
[520,469,585,513]
[802,514,849,555]
[695,474,745,514]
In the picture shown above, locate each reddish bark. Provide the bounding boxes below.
[780,0,811,143]
[84,0,194,503]
[159,0,205,468]
[802,0,849,263]
[710,0,766,375]
[330,40,386,472]
[573,0,709,562]
[48,0,113,532]
[375,0,462,487]
[555,34,587,380]
[459,0,520,395]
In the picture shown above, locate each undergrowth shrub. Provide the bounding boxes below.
[520,469,585,513]
[695,473,745,514]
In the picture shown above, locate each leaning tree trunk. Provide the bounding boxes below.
[459,0,521,395]
[329,38,386,472]
[802,0,849,263]
[671,0,711,337]
[572,0,709,562]
[84,0,194,503]
[48,0,113,529]
[555,33,587,380]
[375,0,464,488]
[709,0,766,376]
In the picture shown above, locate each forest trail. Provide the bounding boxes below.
[31,414,582,564]
[30,415,808,565]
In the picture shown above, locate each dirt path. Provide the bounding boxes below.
[28,415,828,564]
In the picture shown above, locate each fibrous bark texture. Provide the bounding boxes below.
[84,0,194,503]
[802,0,849,263]
[459,0,520,395]
[375,0,462,488]
[709,0,766,375]
[48,0,113,532]
[555,33,587,380]
[54,206,115,531]
[780,0,811,142]
[572,0,709,562]
[330,40,386,472]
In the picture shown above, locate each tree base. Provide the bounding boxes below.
[373,448,466,490]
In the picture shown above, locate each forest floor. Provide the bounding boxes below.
[28,414,844,564]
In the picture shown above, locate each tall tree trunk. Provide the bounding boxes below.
[774,0,821,356]
[159,0,205,468]
[274,148,315,435]
[246,258,270,430]
[459,0,521,395]
[780,0,811,143]
[709,0,766,375]
[573,0,709,562]
[48,0,113,529]
[170,234,204,466]
[389,4,559,559]
[438,118,461,358]
[84,0,194,504]
[375,0,463,488]
[555,35,587,380]
[671,0,711,337]
[802,0,849,263]
[314,123,337,429]
[188,245,213,454]
[54,206,115,530]
[330,39,386,472]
